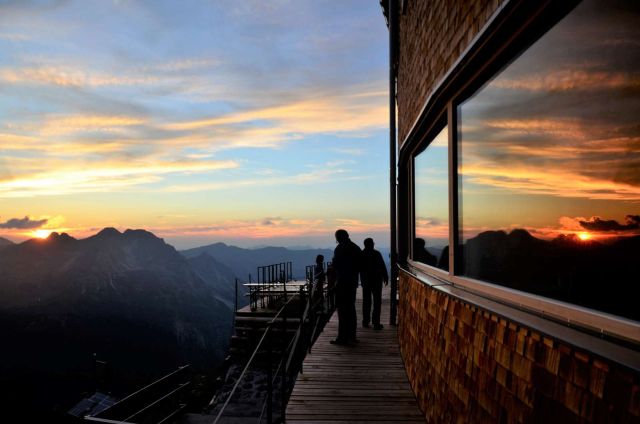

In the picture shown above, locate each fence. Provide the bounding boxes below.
[215,263,335,424]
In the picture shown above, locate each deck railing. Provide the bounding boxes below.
[215,264,335,424]
[84,365,191,424]
[246,261,295,310]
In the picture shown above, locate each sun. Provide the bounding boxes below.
[32,229,52,239]
[577,232,591,241]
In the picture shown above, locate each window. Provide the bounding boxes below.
[413,127,449,271]
[457,0,640,320]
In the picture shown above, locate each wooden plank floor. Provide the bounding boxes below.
[286,286,425,423]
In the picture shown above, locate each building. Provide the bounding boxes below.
[385,0,640,421]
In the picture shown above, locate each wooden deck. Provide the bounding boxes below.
[286,286,425,423]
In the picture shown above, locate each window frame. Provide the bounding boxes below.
[401,0,640,345]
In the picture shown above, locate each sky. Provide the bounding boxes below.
[0,0,391,249]
[415,0,640,246]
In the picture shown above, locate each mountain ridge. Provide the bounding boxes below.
[0,228,235,420]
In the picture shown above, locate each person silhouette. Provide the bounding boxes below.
[330,229,361,345]
[360,238,388,330]
[414,238,437,266]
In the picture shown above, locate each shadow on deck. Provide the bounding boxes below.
[286,286,425,423]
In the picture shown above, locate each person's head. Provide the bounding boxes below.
[414,238,426,249]
[364,238,374,249]
[316,254,324,265]
[335,229,349,243]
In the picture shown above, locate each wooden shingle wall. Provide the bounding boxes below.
[397,0,502,145]
[398,272,640,423]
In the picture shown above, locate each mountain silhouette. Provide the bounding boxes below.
[0,228,234,421]
[0,236,14,249]
[462,229,639,321]
[181,242,335,281]
[187,252,248,309]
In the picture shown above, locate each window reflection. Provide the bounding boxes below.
[458,0,640,320]
[414,127,449,271]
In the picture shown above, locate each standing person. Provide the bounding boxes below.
[331,229,361,344]
[361,238,388,330]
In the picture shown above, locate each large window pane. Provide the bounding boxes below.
[458,0,640,320]
[414,127,449,270]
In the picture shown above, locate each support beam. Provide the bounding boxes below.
[388,0,398,325]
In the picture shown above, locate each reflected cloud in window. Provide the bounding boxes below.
[458,0,640,320]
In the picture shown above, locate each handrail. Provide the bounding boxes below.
[284,280,316,375]
[86,365,190,423]
[120,382,190,423]
[257,334,297,423]
[216,263,336,424]
[213,294,297,424]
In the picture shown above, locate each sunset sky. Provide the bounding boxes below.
[415,0,639,246]
[0,0,390,248]
[2,1,639,250]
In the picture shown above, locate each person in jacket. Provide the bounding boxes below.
[331,229,361,344]
[360,238,388,330]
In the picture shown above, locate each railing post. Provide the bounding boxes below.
[283,270,287,302]
[266,327,273,424]
[281,301,287,422]
[307,274,314,354]
[299,286,305,375]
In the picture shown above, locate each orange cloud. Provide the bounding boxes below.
[462,162,640,201]
[0,65,162,87]
[0,159,238,198]
[492,69,640,92]
[40,115,145,136]
[415,217,448,240]
[162,89,387,140]
[484,118,586,141]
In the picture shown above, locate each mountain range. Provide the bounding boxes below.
[0,229,233,420]
[181,242,335,281]
[461,229,640,321]
[0,228,341,420]
[0,236,14,249]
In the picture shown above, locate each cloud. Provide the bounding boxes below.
[415,216,448,240]
[0,65,162,88]
[461,162,640,201]
[333,147,364,156]
[0,159,239,198]
[0,216,47,229]
[148,217,333,240]
[39,114,146,136]
[334,218,389,233]
[0,32,31,41]
[161,88,387,143]
[492,69,640,92]
[579,215,640,232]
[262,217,282,226]
[164,167,365,193]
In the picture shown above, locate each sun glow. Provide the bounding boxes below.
[578,231,591,241]
[32,229,52,239]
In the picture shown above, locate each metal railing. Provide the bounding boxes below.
[84,365,191,424]
[247,262,295,310]
[214,264,335,424]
